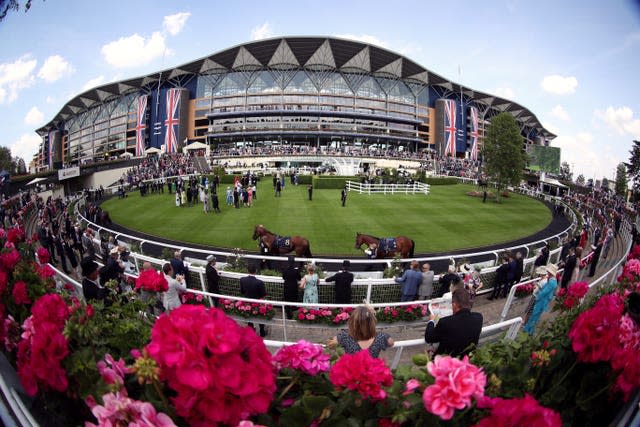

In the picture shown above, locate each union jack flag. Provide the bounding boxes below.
[135,95,147,157]
[48,131,55,167]
[444,99,456,157]
[469,106,479,161]
[164,89,181,154]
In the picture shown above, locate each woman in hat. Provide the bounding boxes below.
[299,264,319,304]
[523,264,558,334]
[461,263,483,303]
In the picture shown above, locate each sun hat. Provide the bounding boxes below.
[206,255,215,262]
[460,263,472,274]
[535,266,547,276]
[545,264,558,277]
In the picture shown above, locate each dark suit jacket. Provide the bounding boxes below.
[325,271,354,304]
[493,263,509,286]
[282,265,301,302]
[425,308,483,357]
[82,278,109,302]
[171,257,188,277]
[205,264,220,294]
[240,275,266,299]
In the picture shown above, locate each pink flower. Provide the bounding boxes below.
[330,350,393,401]
[85,391,176,427]
[236,421,267,427]
[273,340,330,376]
[559,281,589,310]
[423,355,486,420]
[0,248,21,271]
[97,353,132,386]
[12,281,30,305]
[474,394,562,427]
[403,378,421,395]
[36,247,50,264]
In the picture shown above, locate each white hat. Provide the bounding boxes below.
[206,255,215,262]
[460,263,472,273]
[545,264,558,276]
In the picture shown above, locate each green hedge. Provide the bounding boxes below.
[312,176,359,189]
[422,177,459,186]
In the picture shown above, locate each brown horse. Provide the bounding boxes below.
[252,224,312,257]
[354,232,415,258]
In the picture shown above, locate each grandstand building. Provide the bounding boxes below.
[34,37,555,170]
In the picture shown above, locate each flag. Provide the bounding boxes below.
[164,89,181,154]
[135,95,148,157]
[444,99,457,156]
[48,131,55,167]
[470,106,479,161]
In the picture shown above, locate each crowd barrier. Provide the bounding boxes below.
[346,180,430,195]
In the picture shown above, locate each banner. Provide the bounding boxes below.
[135,95,148,157]
[469,106,479,161]
[58,166,80,181]
[443,99,456,156]
[164,89,181,154]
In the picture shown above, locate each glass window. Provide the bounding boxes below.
[386,81,415,103]
[356,77,385,100]
[285,71,317,94]
[214,73,247,97]
[319,73,352,96]
[248,71,279,94]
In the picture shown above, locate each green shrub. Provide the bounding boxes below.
[422,177,459,185]
[312,176,359,189]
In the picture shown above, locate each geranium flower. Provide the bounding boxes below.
[474,394,562,427]
[330,350,393,401]
[273,340,330,375]
[86,391,176,427]
[135,269,168,292]
[12,280,30,305]
[0,248,21,271]
[36,247,50,264]
[403,378,421,395]
[146,305,276,426]
[97,353,132,386]
[423,355,486,420]
[559,281,589,310]
[6,228,24,245]
[569,293,625,363]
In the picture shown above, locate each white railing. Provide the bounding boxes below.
[346,180,430,196]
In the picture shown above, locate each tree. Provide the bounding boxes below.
[576,174,585,186]
[482,113,527,202]
[601,177,610,191]
[625,140,640,191]
[15,157,26,174]
[0,0,38,21]
[615,163,628,197]
[0,147,16,173]
[559,161,573,181]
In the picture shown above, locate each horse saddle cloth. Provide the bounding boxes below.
[379,238,397,253]
[274,236,292,250]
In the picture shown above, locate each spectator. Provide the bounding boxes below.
[394,260,423,301]
[328,306,394,358]
[299,264,319,304]
[205,255,220,307]
[488,256,510,300]
[162,263,187,312]
[240,264,268,337]
[281,256,301,319]
[424,288,483,357]
[418,263,435,300]
[326,260,354,304]
[81,257,109,302]
[437,265,459,298]
[523,264,558,334]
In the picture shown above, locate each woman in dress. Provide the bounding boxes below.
[523,264,558,335]
[299,264,319,304]
[328,306,394,358]
[461,263,483,303]
[162,263,187,312]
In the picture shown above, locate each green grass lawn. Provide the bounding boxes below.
[100,183,551,255]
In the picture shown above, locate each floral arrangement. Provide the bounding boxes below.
[514,282,535,298]
[220,298,276,320]
[554,281,589,311]
[134,269,168,293]
[1,216,640,426]
[180,291,205,305]
[294,306,353,325]
[376,304,428,323]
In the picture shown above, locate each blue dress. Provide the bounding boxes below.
[302,273,318,304]
[524,277,557,334]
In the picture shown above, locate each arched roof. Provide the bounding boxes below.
[38,36,555,138]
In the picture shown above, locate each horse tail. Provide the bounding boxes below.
[304,242,312,258]
[409,239,415,258]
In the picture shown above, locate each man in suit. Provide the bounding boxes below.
[425,288,483,357]
[281,256,301,319]
[240,263,267,337]
[394,260,423,301]
[560,247,577,289]
[205,255,220,307]
[81,257,109,302]
[326,260,354,304]
[488,256,510,300]
[170,250,189,284]
[341,187,347,207]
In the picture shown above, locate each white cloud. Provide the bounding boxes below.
[163,12,191,36]
[0,54,37,103]
[550,105,570,122]
[541,121,560,135]
[8,133,42,161]
[494,87,514,99]
[552,132,618,180]
[37,55,74,82]
[595,106,640,138]
[250,22,274,40]
[336,33,389,49]
[24,106,44,126]
[82,75,105,91]
[101,32,167,68]
[45,95,55,104]
[540,74,578,95]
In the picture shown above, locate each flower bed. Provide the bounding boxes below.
[294,307,353,325]
[1,224,639,426]
[376,304,428,323]
[514,282,535,298]
[220,298,276,320]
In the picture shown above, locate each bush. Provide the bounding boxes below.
[312,176,359,189]
[422,177,459,185]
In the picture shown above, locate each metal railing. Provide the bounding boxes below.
[346,180,430,195]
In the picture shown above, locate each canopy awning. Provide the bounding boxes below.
[540,177,568,188]
[145,147,162,155]
[26,177,47,186]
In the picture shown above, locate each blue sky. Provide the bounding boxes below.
[1,0,639,180]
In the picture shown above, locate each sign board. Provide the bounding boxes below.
[58,166,80,181]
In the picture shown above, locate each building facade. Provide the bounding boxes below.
[35,37,554,170]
